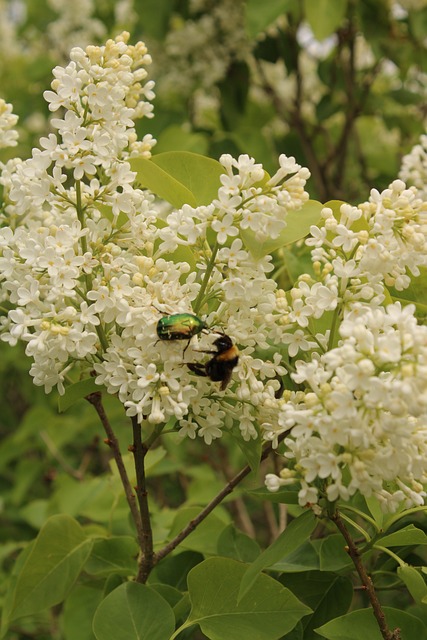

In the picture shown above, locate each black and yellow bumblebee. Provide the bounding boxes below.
[187,334,239,390]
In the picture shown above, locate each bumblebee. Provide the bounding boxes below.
[187,334,239,390]
[156,313,206,341]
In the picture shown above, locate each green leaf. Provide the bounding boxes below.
[149,550,204,591]
[149,583,184,609]
[376,525,427,548]
[154,125,209,155]
[229,425,262,473]
[282,572,353,638]
[92,582,175,640]
[272,540,320,573]
[130,156,196,208]
[318,535,353,572]
[245,0,296,38]
[240,200,323,259]
[365,496,384,529]
[4,514,92,624]
[152,152,223,205]
[398,565,427,604]
[217,524,261,563]
[303,0,348,40]
[246,486,301,505]
[50,476,119,521]
[168,507,228,555]
[238,510,317,600]
[315,606,427,640]
[130,151,223,208]
[180,557,311,640]
[62,584,103,640]
[58,377,100,413]
[85,537,139,576]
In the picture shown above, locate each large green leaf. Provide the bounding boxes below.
[398,565,427,604]
[376,525,427,548]
[272,540,320,573]
[3,514,92,624]
[282,572,353,639]
[303,0,348,41]
[240,200,323,259]
[154,126,209,156]
[130,156,196,208]
[315,606,427,640]
[92,583,175,640]
[238,510,317,600]
[318,535,353,572]
[62,584,103,640]
[85,537,139,576]
[130,151,223,208]
[216,524,260,563]
[175,557,311,640]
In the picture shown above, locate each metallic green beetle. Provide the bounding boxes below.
[156,313,207,341]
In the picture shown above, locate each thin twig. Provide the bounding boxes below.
[331,509,401,640]
[154,435,286,564]
[85,392,144,548]
[131,416,154,583]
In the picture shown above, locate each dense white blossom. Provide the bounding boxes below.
[264,303,427,511]
[0,33,300,446]
[2,33,427,514]
[0,99,18,149]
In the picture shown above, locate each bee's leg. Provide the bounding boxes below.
[187,363,208,377]
[191,349,217,355]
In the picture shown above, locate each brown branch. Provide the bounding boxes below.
[85,392,144,548]
[332,510,401,640]
[154,434,286,564]
[131,416,154,583]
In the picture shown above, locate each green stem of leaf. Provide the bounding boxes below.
[338,511,371,542]
[384,505,427,529]
[339,504,380,532]
[193,241,219,315]
[372,545,406,568]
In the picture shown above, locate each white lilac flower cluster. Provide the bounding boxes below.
[0,33,309,445]
[264,182,427,511]
[1,33,427,511]
[0,99,18,149]
[265,302,427,511]
[283,179,427,345]
[399,134,427,200]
